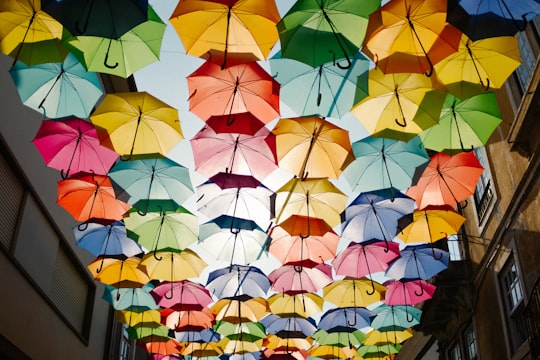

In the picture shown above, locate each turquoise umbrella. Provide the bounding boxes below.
[342,136,430,193]
[371,304,422,331]
[270,52,370,119]
[9,52,103,118]
[102,284,158,311]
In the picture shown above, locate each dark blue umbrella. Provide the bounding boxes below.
[318,307,374,331]
[385,243,450,280]
[206,264,270,298]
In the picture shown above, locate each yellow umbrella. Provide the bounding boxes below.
[90,92,183,159]
[211,296,269,323]
[264,334,313,351]
[169,0,280,69]
[219,338,264,354]
[181,342,223,357]
[351,67,445,142]
[363,328,413,345]
[309,344,358,360]
[138,249,207,282]
[87,257,150,288]
[0,0,62,58]
[323,278,386,308]
[268,292,323,318]
[434,34,521,99]
[115,309,162,327]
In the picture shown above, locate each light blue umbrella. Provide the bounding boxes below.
[9,52,103,118]
[206,265,270,298]
[74,220,143,257]
[102,284,158,311]
[270,52,370,119]
[385,243,450,281]
[318,307,374,331]
[342,136,430,193]
[371,304,422,331]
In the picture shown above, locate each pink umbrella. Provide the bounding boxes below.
[32,117,119,178]
[384,279,436,306]
[332,239,401,278]
[268,260,333,293]
[151,280,214,311]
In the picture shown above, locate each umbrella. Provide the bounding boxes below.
[210,295,269,323]
[151,280,213,311]
[332,239,401,279]
[350,67,446,141]
[198,215,268,266]
[363,328,413,345]
[219,338,264,354]
[268,260,333,293]
[272,116,353,179]
[124,203,198,255]
[139,249,207,282]
[63,5,166,78]
[41,0,148,38]
[87,256,150,288]
[323,278,386,309]
[32,117,118,178]
[357,343,400,358]
[311,328,367,347]
[9,53,103,119]
[162,307,215,331]
[269,52,370,119]
[433,34,521,99]
[273,177,347,229]
[363,0,461,75]
[116,309,162,327]
[308,345,358,360]
[0,0,62,59]
[214,321,266,341]
[175,328,220,343]
[385,243,450,280]
[406,152,484,209]
[318,307,374,331]
[261,314,317,337]
[169,0,280,69]
[57,172,131,223]
[262,348,308,360]
[206,264,270,298]
[205,112,266,136]
[446,0,540,41]
[108,155,194,211]
[190,125,278,182]
[143,337,183,356]
[264,334,313,352]
[342,136,430,193]
[90,91,183,159]
[7,38,69,66]
[420,92,503,153]
[181,341,222,357]
[384,279,436,305]
[74,220,143,258]
[267,292,323,318]
[341,188,416,245]
[128,325,171,340]
[103,284,158,310]
[370,304,422,331]
[277,0,380,68]
[187,60,280,123]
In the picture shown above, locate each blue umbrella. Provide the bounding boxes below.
[73,220,143,257]
[385,243,450,281]
[176,328,221,343]
[206,264,270,298]
[260,314,317,336]
[371,304,422,331]
[9,52,103,118]
[318,307,374,331]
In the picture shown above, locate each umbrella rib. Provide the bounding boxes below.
[11,9,36,66]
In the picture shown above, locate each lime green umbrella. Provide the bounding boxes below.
[63,5,165,78]
[8,38,69,66]
[420,92,502,154]
[214,321,267,342]
[312,328,367,347]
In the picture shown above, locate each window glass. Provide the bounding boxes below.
[464,325,478,360]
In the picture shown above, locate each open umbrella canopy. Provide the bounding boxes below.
[211,295,269,324]
[103,284,158,311]
[139,249,207,282]
[318,306,375,331]
[161,307,215,331]
[87,256,150,288]
[264,334,313,352]
[308,344,358,360]
[268,260,333,293]
[7,38,69,67]
[370,304,422,331]
[170,0,280,69]
[32,117,118,178]
[74,220,143,258]
[363,328,413,345]
[214,320,266,340]
[206,264,270,299]
[261,314,317,337]
[175,328,221,344]
[323,278,386,308]
[385,243,450,280]
[384,279,436,306]
[9,52,104,119]
[311,328,367,347]
[267,292,323,318]
[151,280,213,311]
[116,309,162,327]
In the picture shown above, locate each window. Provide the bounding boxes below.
[448,342,462,360]
[515,31,537,91]
[447,234,464,261]
[119,325,131,360]
[473,147,495,225]
[464,325,478,360]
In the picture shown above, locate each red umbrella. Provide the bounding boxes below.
[32,117,118,178]
[151,280,214,311]
[191,124,278,181]
[268,260,333,293]
[187,60,280,123]
[384,279,436,306]
[407,151,484,209]
[205,112,267,135]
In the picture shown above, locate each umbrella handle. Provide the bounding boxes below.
[104,53,119,69]
[431,245,444,261]
[137,208,148,216]
[96,258,105,273]
[457,199,468,210]
[293,265,303,273]
[77,222,89,231]
[60,169,70,179]
[366,278,376,295]
[405,305,414,323]
[414,281,425,297]
[395,117,407,127]
[347,312,357,326]
[481,78,490,91]
[119,154,132,161]
[336,55,352,70]
[153,249,163,261]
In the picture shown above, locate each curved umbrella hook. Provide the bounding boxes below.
[451,100,475,153]
[293,264,303,273]
[405,304,414,323]
[164,282,175,300]
[431,244,444,261]
[153,249,163,261]
[458,199,468,209]
[96,257,105,273]
[393,89,408,127]
[414,280,425,297]
[347,309,357,327]
[77,221,89,231]
[366,277,377,296]
[104,39,119,69]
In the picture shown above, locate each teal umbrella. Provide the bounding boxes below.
[9,52,103,119]
[342,136,430,193]
[270,52,370,119]
[102,284,158,311]
[371,304,422,331]
[420,92,502,154]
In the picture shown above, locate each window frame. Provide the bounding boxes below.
[472,147,497,229]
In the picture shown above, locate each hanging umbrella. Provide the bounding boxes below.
[139,249,207,282]
[63,5,166,78]
[108,155,194,211]
[384,279,436,305]
[273,177,347,228]
[433,34,521,99]
[406,151,484,209]
[32,117,118,178]
[357,343,400,358]
[350,67,446,141]
[323,278,386,309]
[363,328,413,345]
[42,0,148,38]
[190,125,278,182]
[151,280,213,311]
[128,325,171,341]
[205,112,266,136]
[199,215,268,266]
[162,307,215,331]
[196,174,273,228]
[143,337,183,356]
[332,239,401,279]
[187,60,280,123]
[211,295,269,324]
[264,334,313,352]
[87,256,150,288]
[0,0,62,59]
[272,116,353,179]
[267,292,323,318]
[206,264,270,298]
[446,0,540,41]
[318,307,374,331]
[342,136,429,193]
[385,243,450,280]
[9,52,104,119]
[181,341,222,357]
[261,314,317,337]
[269,52,370,119]
[363,0,461,75]
[175,328,220,344]
[277,0,380,68]
[370,304,422,331]
[341,188,416,246]
[57,172,131,223]
[103,284,158,311]
[214,320,266,341]
[262,348,308,360]
[169,0,280,69]
[124,203,198,255]
[90,91,183,159]
[420,92,503,153]
[311,328,367,347]
[116,309,162,327]
[74,220,142,258]
[268,260,333,293]
[219,338,264,354]
[8,38,69,66]
[308,344,358,360]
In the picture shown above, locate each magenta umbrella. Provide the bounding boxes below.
[384,279,436,306]
[150,280,214,311]
[268,260,333,293]
[32,117,119,178]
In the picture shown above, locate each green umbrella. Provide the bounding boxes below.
[8,38,69,66]
[420,92,502,154]
[126,324,171,340]
[311,328,367,347]
[277,0,381,68]
[357,343,401,357]
[214,321,267,342]
[63,5,165,78]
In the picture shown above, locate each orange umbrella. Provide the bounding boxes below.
[57,173,130,223]
[143,336,183,355]
[87,257,150,288]
[161,307,215,331]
